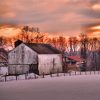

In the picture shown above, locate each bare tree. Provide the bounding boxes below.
[51,37,58,48]
[21,26,40,43]
[79,33,89,59]
[57,36,67,53]
[68,37,73,56]
[79,33,89,71]
[90,37,100,70]
[0,37,6,48]
[34,34,45,43]
[68,37,78,56]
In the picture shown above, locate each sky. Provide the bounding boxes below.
[0,0,100,37]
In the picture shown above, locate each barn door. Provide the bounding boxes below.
[29,64,39,74]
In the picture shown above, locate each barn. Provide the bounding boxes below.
[0,48,8,75]
[8,40,63,75]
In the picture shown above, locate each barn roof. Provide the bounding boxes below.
[24,43,61,54]
[0,48,8,60]
[0,48,7,55]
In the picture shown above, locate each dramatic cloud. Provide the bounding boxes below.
[0,0,100,36]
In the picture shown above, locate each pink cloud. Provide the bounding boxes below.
[0,0,100,36]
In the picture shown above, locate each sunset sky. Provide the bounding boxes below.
[0,0,100,37]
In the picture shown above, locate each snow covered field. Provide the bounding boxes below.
[0,74,100,100]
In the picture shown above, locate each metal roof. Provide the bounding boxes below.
[25,43,61,54]
[67,56,84,62]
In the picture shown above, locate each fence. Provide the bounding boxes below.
[0,70,100,82]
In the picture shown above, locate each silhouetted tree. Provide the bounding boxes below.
[68,37,78,56]
[57,36,67,53]
[79,33,89,71]
[80,33,89,59]
[0,37,6,48]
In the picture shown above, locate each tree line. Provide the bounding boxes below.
[0,26,100,70]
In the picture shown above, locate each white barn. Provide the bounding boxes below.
[8,40,63,75]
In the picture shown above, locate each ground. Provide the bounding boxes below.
[0,74,100,100]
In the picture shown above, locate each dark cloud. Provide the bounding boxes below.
[88,0,100,4]
[82,22,100,34]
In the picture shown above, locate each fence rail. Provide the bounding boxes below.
[0,70,100,82]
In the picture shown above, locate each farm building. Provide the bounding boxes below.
[63,56,85,71]
[8,40,63,75]
[0,48,8,75]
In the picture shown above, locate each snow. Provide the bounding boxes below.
[0,71,99,82]
[0,74,100,100]
[0,73,39,82]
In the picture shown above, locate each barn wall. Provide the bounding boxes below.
[0,67,8,75]
[8,43,38,74]
[38,54,63,74]
[8,65,29,75]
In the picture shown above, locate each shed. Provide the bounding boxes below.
[64,56,85,71]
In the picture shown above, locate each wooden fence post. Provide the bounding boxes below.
[85,71,86,75]
[64,71,66,76]
[90,70,91,75]
[80,71,81,75]
[5,75,7,82]
[50,72,52,77]
[94,70,95,74]
[34,74,37,79]
[43,72,44,78]
[75,71,76,75]
[98,70,99,74]
[69,71,71,76]
[16,74,17,80]
[25,73,27,80]
[57,69,59,77]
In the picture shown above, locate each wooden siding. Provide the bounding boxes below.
[8,43,63,75]
[8,43,38,74]
[0,67,8,75]
[38,54,62,74]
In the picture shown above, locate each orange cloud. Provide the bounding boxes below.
[0,25,21,37]
[83,24,100,37]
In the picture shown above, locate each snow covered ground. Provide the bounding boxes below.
[0,74,100,100]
